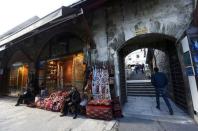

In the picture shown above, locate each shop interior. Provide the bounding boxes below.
[38,53,86,93]
[8,63,29,96]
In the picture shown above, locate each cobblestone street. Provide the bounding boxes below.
[118,96,198,131]
[0,97,116,131]
[1,96,198,131]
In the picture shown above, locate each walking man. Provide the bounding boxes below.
[151,67,173,115]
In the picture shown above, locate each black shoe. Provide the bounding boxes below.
[15,103,19,106]
[60,114,66,117]
[73,115,77,119]
[156,106,160,110]
[169,111,174,115]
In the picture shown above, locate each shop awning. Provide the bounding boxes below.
[0,7,83,51]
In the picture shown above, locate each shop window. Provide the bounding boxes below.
[41,53,86,93]
[8,64,28,96]
[9,68,18,88]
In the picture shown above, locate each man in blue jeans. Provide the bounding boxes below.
[151,67,173,115]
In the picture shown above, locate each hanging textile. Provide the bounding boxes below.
[92,67,111,100]
[92,67,99,99]
[100,69,111,99]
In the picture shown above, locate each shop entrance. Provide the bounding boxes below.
[118,33,191,119]
[38,53,86,94]
[36,31,87,94]
[8,64,29,96]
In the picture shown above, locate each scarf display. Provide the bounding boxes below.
[92,67,111,100]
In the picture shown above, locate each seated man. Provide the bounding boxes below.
[60,87,81,119]
[15,87,34,106]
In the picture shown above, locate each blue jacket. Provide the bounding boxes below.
[151,72,168,89]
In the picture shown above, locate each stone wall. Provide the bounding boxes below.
[154,49,173,98]
[87,0,194,62]
[154,50,170,74]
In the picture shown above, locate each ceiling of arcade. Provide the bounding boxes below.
[3,16,93,65]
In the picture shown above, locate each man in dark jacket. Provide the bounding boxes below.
[151,67,173,115]
[15,87,34,106]
[60,87,81,119]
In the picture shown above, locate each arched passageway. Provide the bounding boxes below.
[117,33,190,114]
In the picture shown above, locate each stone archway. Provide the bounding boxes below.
[115,33,192,113]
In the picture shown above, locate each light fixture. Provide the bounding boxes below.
[12,62,23,67]
[49,61,54,64]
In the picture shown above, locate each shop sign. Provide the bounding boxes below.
[134,21,148,36]
[135,26,148,36]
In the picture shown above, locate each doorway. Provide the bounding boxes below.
[117,33,191,120]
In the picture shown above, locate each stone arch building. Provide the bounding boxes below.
[0,0,198,122]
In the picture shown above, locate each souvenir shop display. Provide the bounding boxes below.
[92,66,111,100]
[30,60,118,121]
[38,53,85,94]
[45,61,58,92]
[35,91,69,112]
[86,64,116,120]
[8,64,29,96]
[86,99,113,120]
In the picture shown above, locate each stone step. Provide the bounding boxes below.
[127,85,155,88]
[127,85,153,87]
[127,90,155,93]
[127,82,155,96]
[127,93,156,97]
[127,83,153,86]
[127,87,155,90]
[127,88,155,91]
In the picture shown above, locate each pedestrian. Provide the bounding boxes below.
[151,67,173,115]
[135,65,139,74]
[141,64,145,74]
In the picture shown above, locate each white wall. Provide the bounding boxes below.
[125,49,147,66]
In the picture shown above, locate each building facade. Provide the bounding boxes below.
[0,0,198,122]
